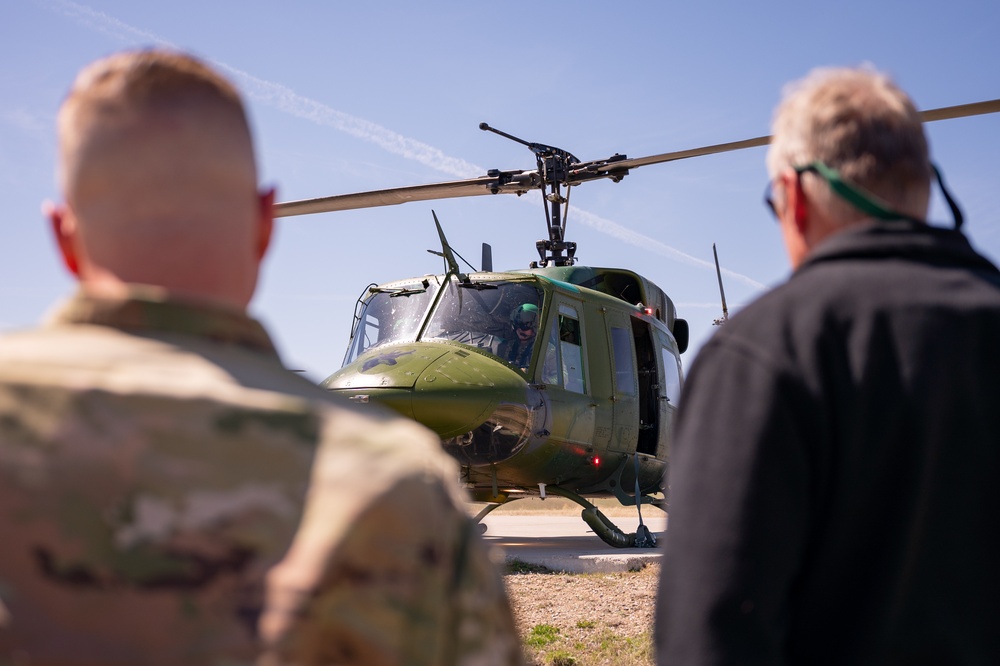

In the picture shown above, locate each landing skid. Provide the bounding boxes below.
[547,485,657,549]
[471,486,659,549]
[473,496,524,533]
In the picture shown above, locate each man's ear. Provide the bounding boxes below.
[787,171,809,235]
[44,201,81,277]
[256,187,275,261]
[776,171,811,269]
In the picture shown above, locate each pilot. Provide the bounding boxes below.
[498,303,539,370]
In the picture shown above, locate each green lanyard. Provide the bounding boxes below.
[795,161,964,230]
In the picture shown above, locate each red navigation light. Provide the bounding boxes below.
[589,455,601,467]
[644,307,654,316]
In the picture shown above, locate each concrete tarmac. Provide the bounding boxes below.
[482,514,667,573]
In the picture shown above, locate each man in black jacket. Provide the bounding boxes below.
[656,67,1000,664]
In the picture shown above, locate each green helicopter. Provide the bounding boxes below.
[275,100,1000,547]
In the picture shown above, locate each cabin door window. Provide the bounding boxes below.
[610,326,637,396]
[558,305,586,394]
[660,346,682,405]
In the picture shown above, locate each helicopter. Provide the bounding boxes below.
[274,99,1000,548]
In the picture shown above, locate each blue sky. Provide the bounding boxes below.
[3,0,998,380]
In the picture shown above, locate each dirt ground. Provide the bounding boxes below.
[504,563,659,666]
[474,496,662,665]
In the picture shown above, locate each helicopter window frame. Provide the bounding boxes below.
[661,345,682,405]
[557,303,587,395]
[422,278,545,365]
[539,317,561,385]
[342,281,440,367]
[610,326,637,396]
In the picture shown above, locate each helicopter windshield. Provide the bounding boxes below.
[423,279,544,368]
[342,282,439,366]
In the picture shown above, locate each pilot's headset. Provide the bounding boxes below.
[510,303,539,331]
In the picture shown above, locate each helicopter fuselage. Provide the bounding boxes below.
[321,264,687,514]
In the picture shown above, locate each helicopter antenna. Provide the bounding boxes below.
[430,210,468,282]
[481,243,493,272]
[450,246,480,273]
[713,243,729,326]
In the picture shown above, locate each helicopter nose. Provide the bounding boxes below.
[410,348,531,438]
[323,343,540,465]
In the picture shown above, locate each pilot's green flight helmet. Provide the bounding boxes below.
[510,303,539,330]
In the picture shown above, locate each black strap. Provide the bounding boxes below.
[932,164,964,230]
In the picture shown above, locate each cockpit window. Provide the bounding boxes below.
[424,279,544,369]
[342,282,438,367]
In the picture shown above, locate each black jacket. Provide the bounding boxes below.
[656,221,1000,665]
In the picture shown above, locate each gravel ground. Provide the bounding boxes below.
[504,563,659,666]
[474,498,662,664]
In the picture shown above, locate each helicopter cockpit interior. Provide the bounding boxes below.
[343,278,546,371]
[425,281,543,351]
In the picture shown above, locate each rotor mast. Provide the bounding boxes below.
[481,123,583,267]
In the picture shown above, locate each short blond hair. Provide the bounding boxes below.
[59,48,248,137]
[57,49,255,195]
[767,67,931,222]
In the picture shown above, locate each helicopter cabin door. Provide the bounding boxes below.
[604,311,640,454]
[539,301,595,447]
[654,331,683,461]
[604,312,665,456]
[631,317,662,456]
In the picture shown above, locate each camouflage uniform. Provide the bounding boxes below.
[0,288,522,666]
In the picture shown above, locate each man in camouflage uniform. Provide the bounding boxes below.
[0,49,522,666]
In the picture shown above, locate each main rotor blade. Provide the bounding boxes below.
[919,98,1000,123]
[605,99,1000,173]
[275,98,1000,217]
[275,176,496,217]
[606,135,771,172]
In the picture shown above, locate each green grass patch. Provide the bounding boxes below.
[526,624,561,648]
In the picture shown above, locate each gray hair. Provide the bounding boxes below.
[766,66,931,223]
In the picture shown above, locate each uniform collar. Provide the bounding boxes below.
[47,286,278,355]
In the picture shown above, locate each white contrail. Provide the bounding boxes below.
[39,0,167,45]
[215,64,483,179]
[38,0,764,287]
[37,0,482,178]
